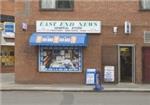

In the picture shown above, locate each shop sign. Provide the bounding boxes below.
[104,66,115,82]
[0,14,14,22]
[36,21,101,33]
[4,22,15,33]
[2,22,15,38]
[36,35,77,44]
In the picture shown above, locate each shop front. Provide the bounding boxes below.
[0,15,15,73]
[15,20,101,84]
[29,33,88,72]
[30,20,101,74]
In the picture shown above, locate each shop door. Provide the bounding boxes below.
[143,47,150,83]
[119,46,133,82]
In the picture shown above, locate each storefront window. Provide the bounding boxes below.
[40,0,74,10]
[1,46,15,67]
[39,47,82,72]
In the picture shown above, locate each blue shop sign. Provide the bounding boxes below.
[4,22,15,33]
[29,33,88,47]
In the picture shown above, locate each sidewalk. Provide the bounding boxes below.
[1,73,150,92]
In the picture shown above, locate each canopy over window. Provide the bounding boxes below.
[29,33,88,47]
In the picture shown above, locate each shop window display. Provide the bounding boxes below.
[0,46,15,66]
[39,47,82,72]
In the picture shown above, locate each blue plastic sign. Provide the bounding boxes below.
[86,69,96,85]
[2,22,15,38]
[4,22,15,33]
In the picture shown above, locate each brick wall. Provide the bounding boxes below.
[15,0,150,84]
[0,0,15,16]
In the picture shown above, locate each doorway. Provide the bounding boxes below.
[143,47,150,83]
[118,45,135,82]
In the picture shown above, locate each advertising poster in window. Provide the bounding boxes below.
[39,47,82,72]
[104,66,115,82]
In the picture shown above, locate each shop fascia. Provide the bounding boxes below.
[39,21,98,27]
[36,21,101,33]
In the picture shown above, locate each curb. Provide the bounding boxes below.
[103,88,150,92]
[0,88,94,92]
[1,88,150,92]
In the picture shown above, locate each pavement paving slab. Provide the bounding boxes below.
[1,73,150,92]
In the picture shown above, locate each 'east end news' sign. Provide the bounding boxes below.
[36,21,101,33]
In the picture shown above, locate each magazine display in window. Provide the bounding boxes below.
[39,47,82,72]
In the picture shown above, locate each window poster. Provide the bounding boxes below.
[39,47,82,72]
[104,66,115,82]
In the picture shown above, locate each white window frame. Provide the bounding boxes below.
[40,0,74,10]
[41,0,56,10]
[140,0,150,10]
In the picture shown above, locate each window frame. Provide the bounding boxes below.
[139,0,150,11]
[40,0,74,11]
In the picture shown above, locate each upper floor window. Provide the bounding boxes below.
[140,0,150,10]
[40,0,74,10]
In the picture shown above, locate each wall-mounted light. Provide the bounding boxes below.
[22,22,27,31]
[124,21,131,34]
[113,26,118,35]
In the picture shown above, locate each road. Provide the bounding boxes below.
[0,91,150,105]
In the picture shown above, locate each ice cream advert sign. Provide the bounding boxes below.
[36,35,77,44]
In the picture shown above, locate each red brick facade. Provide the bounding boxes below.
[0,0,15,15]
[15,0,150,84]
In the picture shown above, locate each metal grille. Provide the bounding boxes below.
[144,31,150,43]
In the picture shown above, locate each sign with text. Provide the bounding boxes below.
[36,35,77,44]
[36,21,101,33]
[2,22,15,38]
[104,66,115,82]
[4,22,15,33]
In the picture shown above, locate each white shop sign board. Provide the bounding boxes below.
[36,21,101,33]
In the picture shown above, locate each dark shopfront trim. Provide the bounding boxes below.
[0,14,15,22]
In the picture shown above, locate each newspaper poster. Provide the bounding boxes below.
[104,66,115,82]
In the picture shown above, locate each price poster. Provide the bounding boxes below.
[104,66,115,82]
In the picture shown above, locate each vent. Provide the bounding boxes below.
[144,31,150,43]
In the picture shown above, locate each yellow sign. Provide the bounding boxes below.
[120,48,129,52]
[0,22,4,31]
